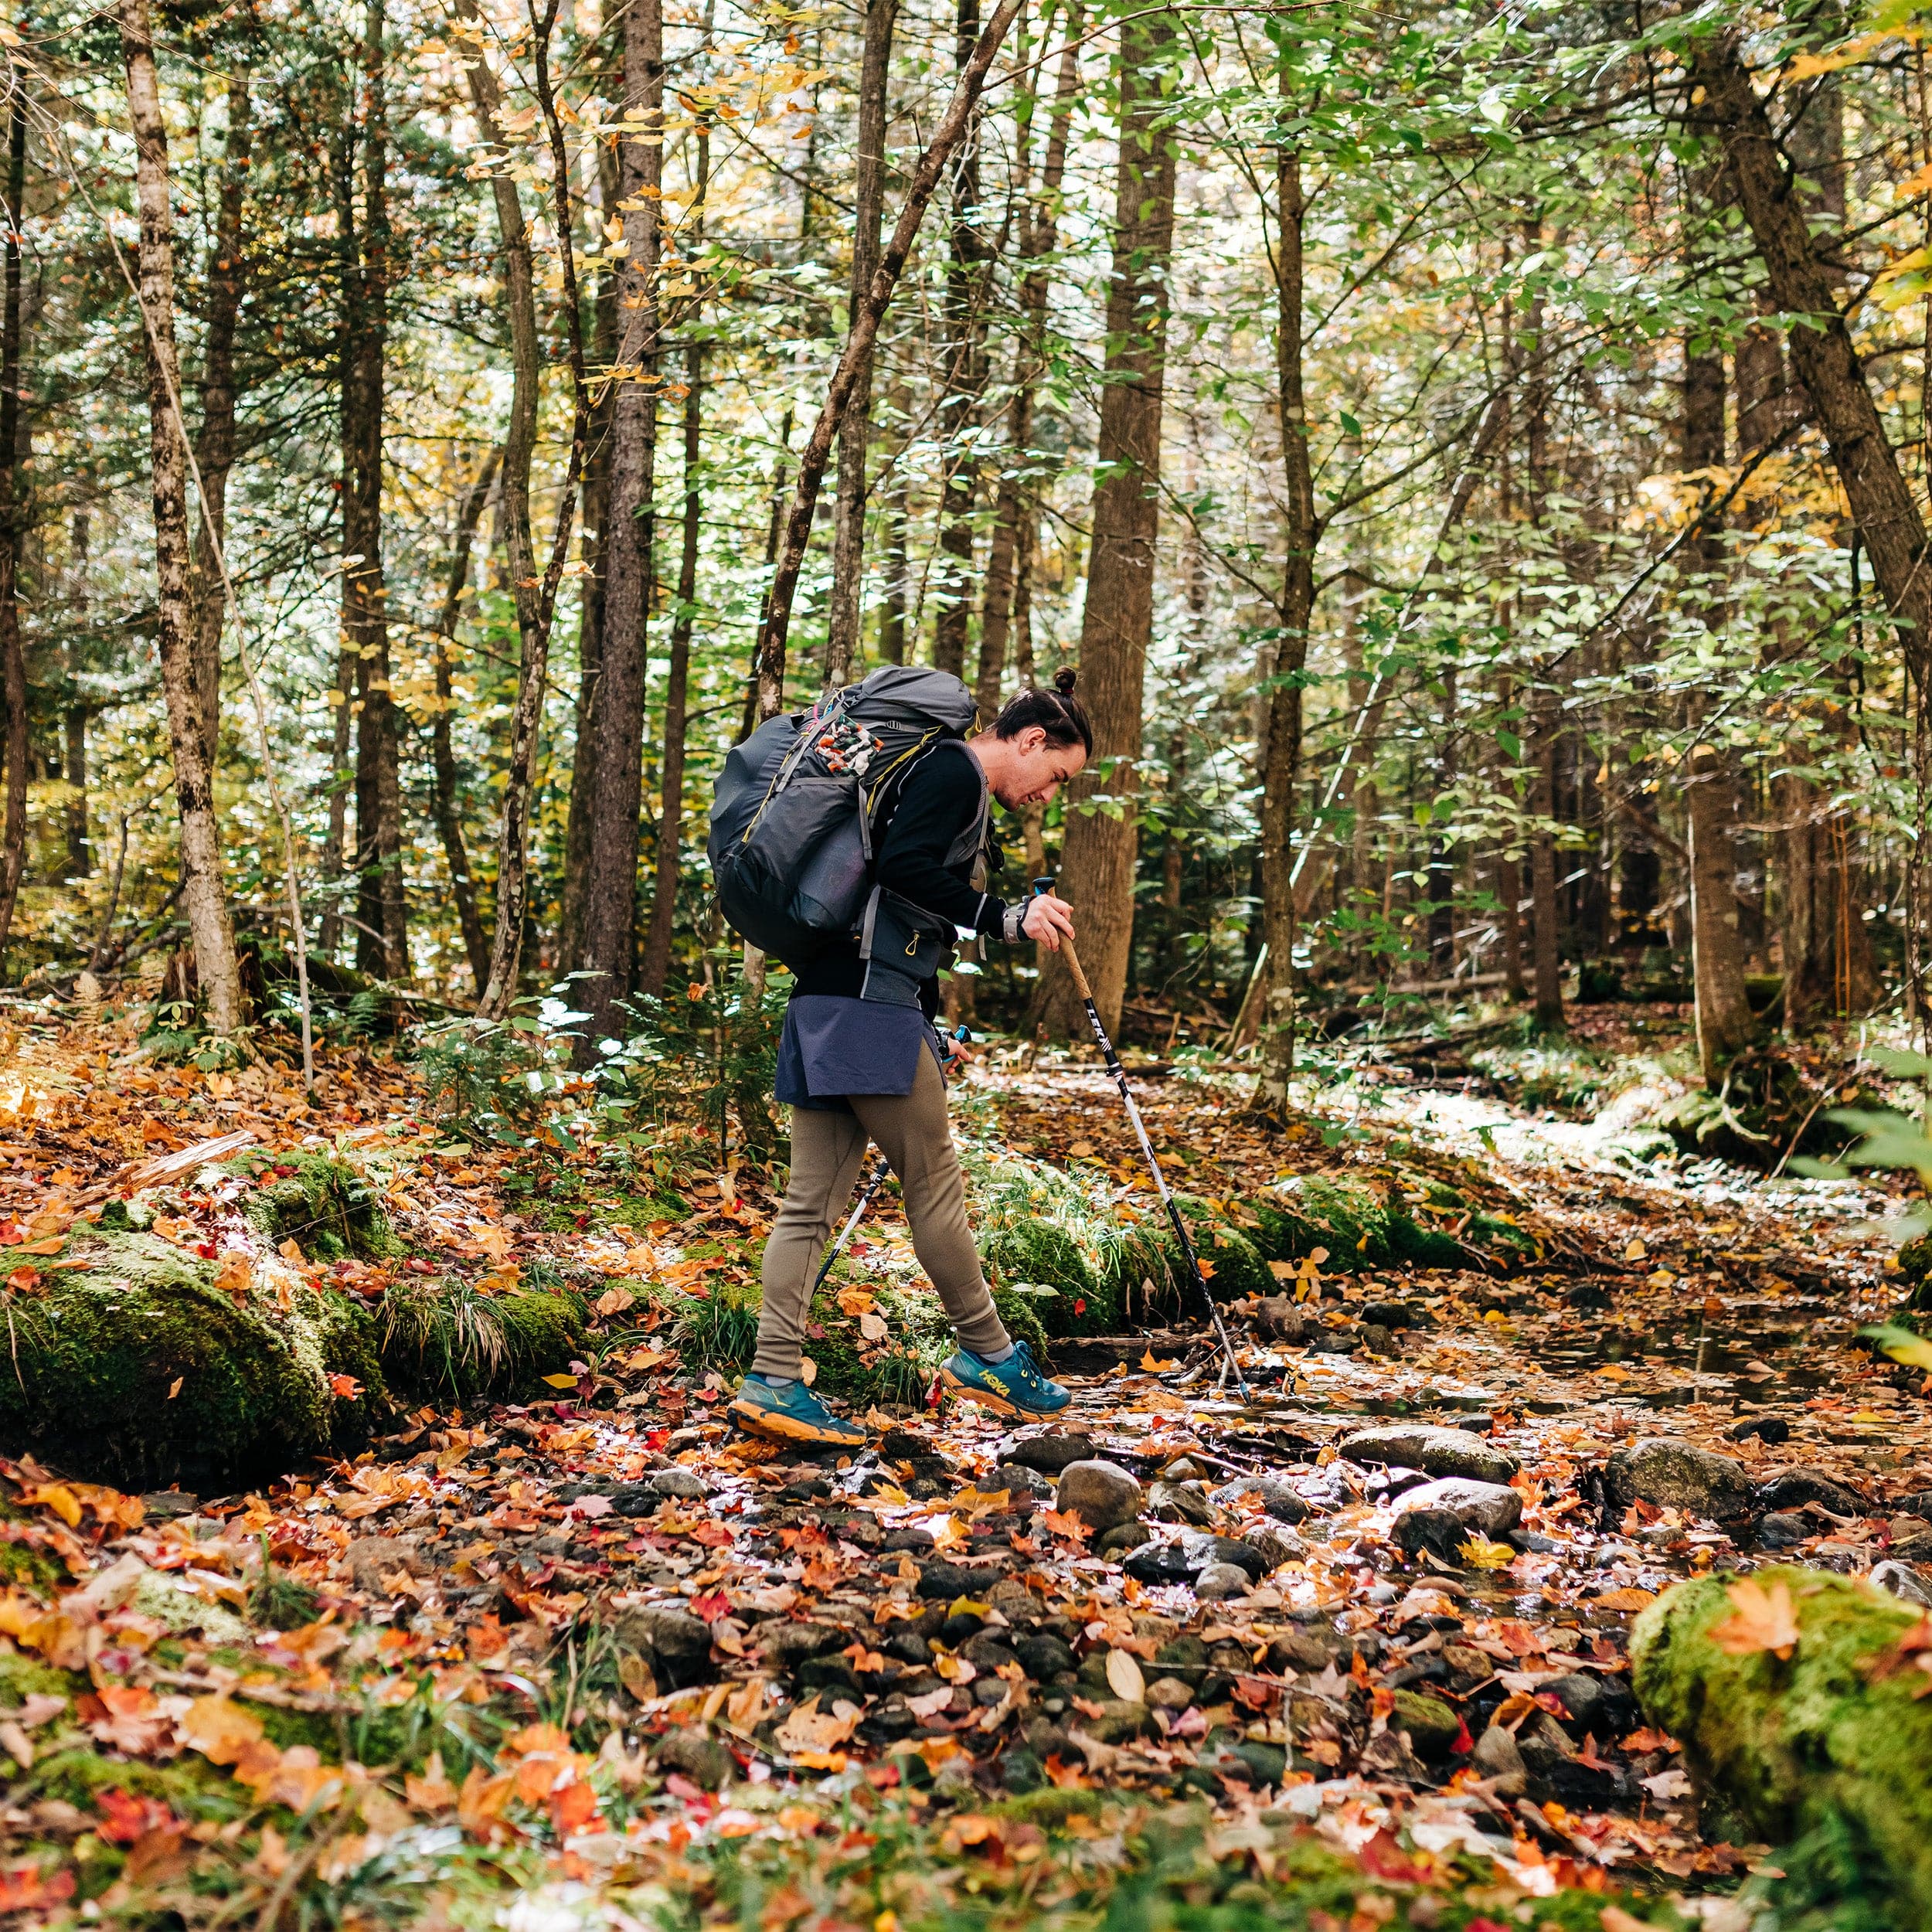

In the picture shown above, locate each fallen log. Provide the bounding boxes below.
[1631,1565,1932,1917]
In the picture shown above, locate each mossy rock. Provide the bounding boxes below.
[988,1287,1050,1361]
[243,1153,400,1262]
[982,1223,1121,1335]
[1111,1199,1275,1313]
[1632,1566,1932,1919]
[378,1277,588,1402]
[0,1231,383,1489]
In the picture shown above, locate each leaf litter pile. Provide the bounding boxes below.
[1,1009,1930,1930]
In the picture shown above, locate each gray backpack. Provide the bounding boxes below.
[707,666,979,964]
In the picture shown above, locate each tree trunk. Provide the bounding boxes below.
[639,107,710,1000]
[823,0,896,689]
[931,0,988,680]
[1692,32,1932,686]
[345,0,404,981]
[1680,294,1755,1083]
[752,0,1025,722]
[559,138,621,974]
[975,0,1082,723]
[63,512,89,880]
[188,74,250,771]
[1252,136,1316,1111]
[572,0,662,1045]
[478,0,592,1018]
[1522,269,1563,1033]
[0,93,27,961]
[430,449,499,995]
[1039,7,1178,1037]
[117,0,243,1031]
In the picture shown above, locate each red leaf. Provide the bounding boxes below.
[1357,1828,1427,1883]
[1450,1715,1474,1755]
[94,1790,176,1847]
[689,1591,733,1624]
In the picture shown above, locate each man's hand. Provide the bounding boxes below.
[944,1032,978,1067]
[1022,892,1076,951]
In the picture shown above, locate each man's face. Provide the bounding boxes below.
[992,727,1087,809]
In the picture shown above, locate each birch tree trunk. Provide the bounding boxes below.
[117,0,243,1031]
[0,93,28,961]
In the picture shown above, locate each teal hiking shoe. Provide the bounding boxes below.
[940,1339,1070,1418]
[729,1373,868,1449]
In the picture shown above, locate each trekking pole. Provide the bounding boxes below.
[1032,880,1251,1401]
[807,1027,970,1298]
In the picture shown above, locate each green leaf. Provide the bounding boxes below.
[1338,410,1362,437]
[1859,1323,1932,1372]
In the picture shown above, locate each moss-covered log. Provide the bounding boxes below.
[242,1152,399,1262]
[1632,1565,1932,1919]
[0,1230,383,1489]
[376,1276,588,1402]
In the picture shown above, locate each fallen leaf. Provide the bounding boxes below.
[1105,1648,1145,1701]
[1710,1577,1801,1661]
[1141,1349,1178,1371]
[1458,1535,1517,1570]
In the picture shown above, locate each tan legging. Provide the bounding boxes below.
[754,1046,1009,1381]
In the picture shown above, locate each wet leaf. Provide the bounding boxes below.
[1711,1577,1801,1661]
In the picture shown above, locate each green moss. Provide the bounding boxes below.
[1632,1565,1932,1919]
[983,1223,1121,1335]
[0,1230,383,1490]
[989,1287,1049,1360]
[379,1277,588,1401]
[24,1741,243,1820]
[243,1152,400,1261]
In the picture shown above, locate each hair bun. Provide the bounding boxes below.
[1053,667,1078,697]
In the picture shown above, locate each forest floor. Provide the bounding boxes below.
[0,1000,1922,1932]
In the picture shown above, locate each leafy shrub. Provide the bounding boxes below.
[416,999,583,1146]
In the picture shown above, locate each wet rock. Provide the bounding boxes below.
[1194,1562,1252,1601]
[1014,1631,1076,1680]
[1892,1489,1932,1520]
[648,1468,711,1502]
[1209,1475,1311,1524]
[1079,1699,1153,1743]
[758,1621,845,1669]
[882,1526,936,1553]
[1266,1624,1342,1674]
[1872,1560,1932,1607]
[1544,1672,1638,1739]
[883,1630,932,1666]
[1124,1530,1268,1587]
[1757,1512,1810,1550]
[1757,1470,1867,1519]
[654,1727,734,1791]
[1471,1723,1527,1795]
[1157,1634,1210,1673]
[1243,1526,1304,1572]
[1566,1284,1613,1313]
[1054,1459,1144,1532]
[1726,1415,1790,1445]
[1396,1477,1523,1537]
[1145,1480,1216,1527]
[1338,1424,1519,1484]
[1391,1509,1468,1563]
[1006,1433,1095,1475]
[1096,1520,1155,1555]
[879,1429,935,1461]
[1361,1301,1418,1330]
[993,1462,1056,1502]
[1359,1325,1396,1357]
[139,1489,198,1521]
[917,1560,1009,1599]
[1145,1675,1196,1710]
[611,1485,664,1517]
[1605,1438,1753,1519]
[1257,1298,1315,1343]
[1389,1689,1462,1757]
[1893,1532,1932,1565]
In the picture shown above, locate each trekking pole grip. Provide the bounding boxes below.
[1032,876,1093,1003]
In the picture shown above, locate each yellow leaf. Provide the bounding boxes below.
[1594,1587,1657,1612]
[180,1695,267,1765]
[1141,1349,1178,1371]
[1105,1649,1145,1702]
[17,1484,80,1527]
[1458,1536,1516,1570]
[167,1376,183,1400]
[16,1236,63,1256]
[1623,1238,1646,1262]
[213,1252,253,1299]
[541,1373,580,1389]
[1068,1141,1096,1158]
[835,1286,875,1318]
[1711,1577,1801,1661]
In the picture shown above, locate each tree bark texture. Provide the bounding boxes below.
[64,512,90,880]
[478,0,593,1018]
[118,0,243,1031]
[0,94,28,961]
[430,449,499,995]
[975,1,1082,724]
[932,0,990,680]
[188,74,250,771]
[345,0,405,981]
[1253,140,1317,1109]
[823,0,896,689]
[1692,32,1932,686]
[1679,306,1754,1083]
[1522,270,1563,1032]
[1036,8,1179,1038]
[752,0,1025,723]
[573,0,663,1043]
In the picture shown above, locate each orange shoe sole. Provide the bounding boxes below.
[727,1397,867,1449]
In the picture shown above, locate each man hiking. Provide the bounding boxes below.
[729,669,1094,1449]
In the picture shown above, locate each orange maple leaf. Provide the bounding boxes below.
[1710,1577,1801,1661]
